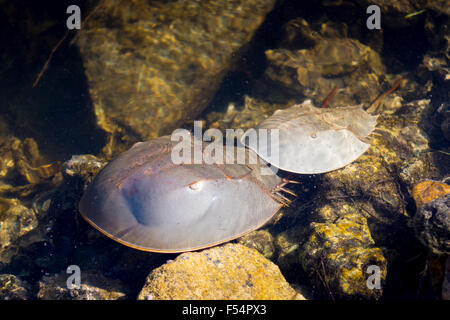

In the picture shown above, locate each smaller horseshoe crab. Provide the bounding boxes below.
[79,100,377,253]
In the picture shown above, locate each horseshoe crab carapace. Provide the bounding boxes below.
[79,100,377,252]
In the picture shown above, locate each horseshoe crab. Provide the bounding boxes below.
[79,99,377,253]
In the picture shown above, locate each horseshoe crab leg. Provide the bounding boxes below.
[277,186,298,197]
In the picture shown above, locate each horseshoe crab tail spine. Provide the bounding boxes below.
[321,86,339,108]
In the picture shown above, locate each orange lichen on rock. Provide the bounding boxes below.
[412,180,450,208]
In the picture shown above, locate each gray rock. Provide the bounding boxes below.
[414,195,450,255]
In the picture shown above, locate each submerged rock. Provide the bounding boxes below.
[274,225,306,280]
[0,198,38,265]
[413,194,450,255]
[37,270,130,300]
[265,96,445,299]
[0,136,61,267]
[300,206,387,300]
[138,243,305,300]
[237,230,276,260]
[312,98,445,297]
[76,0,277,153]
[412,180,450,208]
[0,136,62,198]
[264,20,387,108]
[63,154,107,186]
[323,98,442,216]
[0,274,30,300]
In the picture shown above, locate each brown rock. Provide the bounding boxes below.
[264,31,387,108]
[76,0,277,152]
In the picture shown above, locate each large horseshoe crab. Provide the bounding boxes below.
[79,99,377,253]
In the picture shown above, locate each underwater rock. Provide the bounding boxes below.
[0,136,62,198]
[308,97,446,298]
[237,230,276,260]
[0,190,59,274]
[274,224,308,281]
[0,198,39,265]
[0,274,30,300]
[76,0,277,152]
[0,138,14,180]
[63,154,107,186]
[137,243,304,300]
[300,206,387,300]
[280,18,353,49]
[37,270,129,300]
[204,97,442,299]
[0,136,62,267]
[264,27,386,107]
[413,194,450,255]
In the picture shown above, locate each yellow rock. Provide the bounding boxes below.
[300,207,386,299]
[0,198,38,264]
[138,243,304,300]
